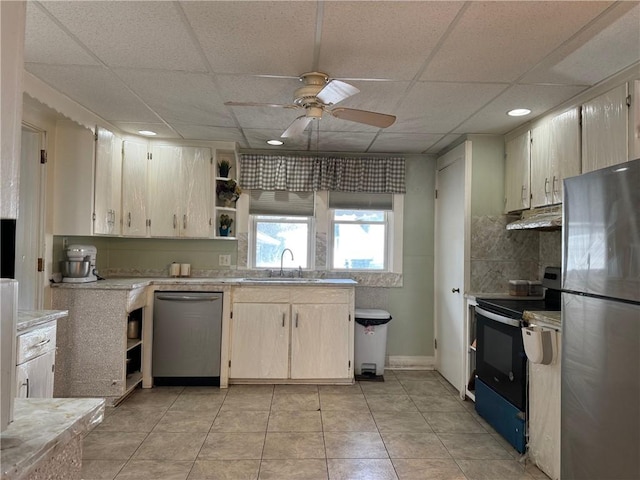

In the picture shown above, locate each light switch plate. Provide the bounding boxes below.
[219,254,231,266]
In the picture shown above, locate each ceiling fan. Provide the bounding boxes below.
[224,72,396,138]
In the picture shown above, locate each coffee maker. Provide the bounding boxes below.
[61,244,98,283]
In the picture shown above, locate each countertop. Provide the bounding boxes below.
[523,310,562,330]
[0,398,104,480]
[51,277,358,290]
[16,310,68,333]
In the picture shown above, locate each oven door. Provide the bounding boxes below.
[475,306,527,411]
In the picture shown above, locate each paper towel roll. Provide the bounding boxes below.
[170,263,180,277]
[522,327,557,365]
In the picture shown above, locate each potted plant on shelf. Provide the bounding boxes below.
[218,214,233,237]
[218,159,231,178]
[216,179,242,207]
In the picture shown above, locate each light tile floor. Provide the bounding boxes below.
[81,370,550,480]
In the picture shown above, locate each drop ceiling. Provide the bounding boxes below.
[23,1,640,154]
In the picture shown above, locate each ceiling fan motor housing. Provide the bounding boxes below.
[294,72,329,107]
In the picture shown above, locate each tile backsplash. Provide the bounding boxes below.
[470,215,560,294]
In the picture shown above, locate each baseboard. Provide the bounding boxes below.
[387,355,435,370]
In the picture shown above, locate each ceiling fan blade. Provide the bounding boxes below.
[281,115,314,138]
[225,101,298,109]
[330,107,396,128]
[316,79,360,105]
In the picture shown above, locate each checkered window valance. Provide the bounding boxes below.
[239,154,406,194]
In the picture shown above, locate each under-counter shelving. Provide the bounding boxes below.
[125,308,143,393]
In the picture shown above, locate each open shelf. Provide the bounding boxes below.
[125,370,143,392]
[127,338,142,351]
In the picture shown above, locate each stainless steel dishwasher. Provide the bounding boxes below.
[153,291,222,386]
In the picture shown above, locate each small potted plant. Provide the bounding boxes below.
[218,214,233,236]
[216,179,242,207]
[218,159,232,178]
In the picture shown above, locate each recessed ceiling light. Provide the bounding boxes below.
[507,108,532,117]
[138,130,157,136]
[267,139,283,146]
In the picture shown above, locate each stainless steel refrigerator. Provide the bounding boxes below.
[562,158,640,480]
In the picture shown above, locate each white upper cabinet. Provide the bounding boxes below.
[148,145,212,238]
[530,108,580,207]
[52,120,96,235]
[549,108,580,204]
[122,140,149,237]
[530,121,552,208]
[582,83,629,173]
[504,130,531,213]
[94,127,122,235]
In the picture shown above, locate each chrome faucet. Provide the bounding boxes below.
[280,248,294,277]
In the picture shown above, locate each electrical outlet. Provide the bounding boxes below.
[219,254,231,266]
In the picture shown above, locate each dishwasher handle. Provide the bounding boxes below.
[156,294,221,302]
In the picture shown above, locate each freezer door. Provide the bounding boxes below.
[563,158,640,302]
[561,293,640,480]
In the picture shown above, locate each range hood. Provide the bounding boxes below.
[506,205,562,231]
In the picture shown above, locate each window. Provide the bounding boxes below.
[249,191,314,269]
[252,216,312,268]
[331,209,388,270]
[328,192,393,271]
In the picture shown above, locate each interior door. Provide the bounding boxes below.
[434,142,466,393]
[16,126,45,309]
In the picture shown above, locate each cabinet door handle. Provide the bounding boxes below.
[544,177,550,195]
[173,214,177,229]
[282,313,285,327]
[183,214,187,230]
[452,288,460,293]
[24,378,29,398]
[552,175,558,194]
[31,338,51,348]
[521,185,527,205]
[295,312,299,328]
[127,212,131,227]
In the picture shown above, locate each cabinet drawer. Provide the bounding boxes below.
[290,288,349,304]
[17,323,57,364]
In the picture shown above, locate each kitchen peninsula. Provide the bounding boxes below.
[51,278,357,405]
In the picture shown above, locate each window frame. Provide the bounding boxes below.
[328,209,391,272]
[249,214,315,270]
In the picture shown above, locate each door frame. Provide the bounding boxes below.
[16,123,47,309]
[434,140,472,396]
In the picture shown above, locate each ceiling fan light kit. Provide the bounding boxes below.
[225,71,397,139]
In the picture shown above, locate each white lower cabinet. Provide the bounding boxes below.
[230,303,289,379]
[229,287,354,383]
[16,351,55,398]
[15,320,57,398]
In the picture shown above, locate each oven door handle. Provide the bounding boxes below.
[476,306,522,328]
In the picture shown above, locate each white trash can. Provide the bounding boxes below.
[354,308,392,377]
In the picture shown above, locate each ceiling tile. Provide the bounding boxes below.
[111,122,178,138]
[231,106,304,131]
[369,133,443,153]
[40,1,207,71]
[24,3,98,66]
[114,69,235,127]
[426,134,464,154]
[455,84,588,135]
[181,1,317,76]
[522,3,640,85]
[25,64,161,123]
[216,75,300,106]
[243,129,310,151]
[316,131,377,152]
[171,124,246,144]
[319,2,463,80]
[390,82,508,134]
[421,1,613,83]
